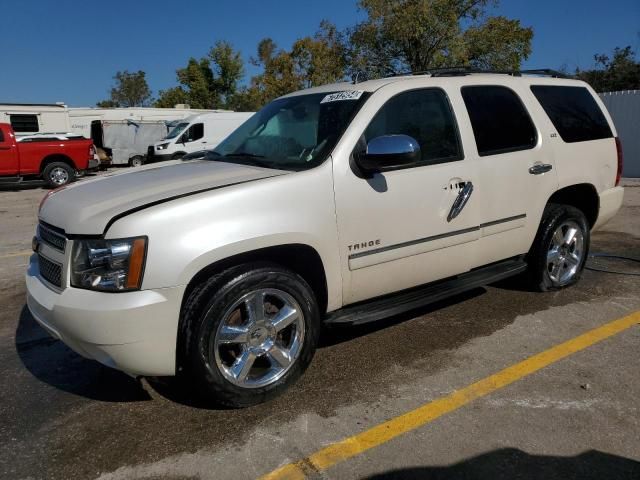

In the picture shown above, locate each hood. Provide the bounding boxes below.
[39,160,287,234]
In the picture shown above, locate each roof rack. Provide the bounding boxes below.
[389,67,571,79]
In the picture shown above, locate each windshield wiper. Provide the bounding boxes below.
[223,152,265,159]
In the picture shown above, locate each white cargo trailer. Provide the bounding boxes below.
[91,119,172,167]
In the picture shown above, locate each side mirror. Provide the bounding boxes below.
[355,135,421,175]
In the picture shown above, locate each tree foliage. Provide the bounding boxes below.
[98,70,152,107]
[576,46,640,93]
[155,41,244,109]
[347,0,533,76]
[230,22,347,110]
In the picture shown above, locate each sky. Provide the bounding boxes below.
[0,0,638,107]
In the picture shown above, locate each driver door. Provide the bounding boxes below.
[333,87,480,305]
[180,123,206,153]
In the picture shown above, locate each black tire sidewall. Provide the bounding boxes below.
[185,265,320,407]
[43,162,74,188]
[529,204,590,291]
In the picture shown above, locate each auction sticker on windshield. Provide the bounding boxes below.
[321,91,364,103]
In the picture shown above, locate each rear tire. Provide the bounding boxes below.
[180,263,320,408]
[129,156,144,167]
[526,203,590,291]
[43,162,74,188]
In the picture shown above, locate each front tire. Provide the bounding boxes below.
[43,162,74,188]
[181,263,320,408]
[527,203,590,291]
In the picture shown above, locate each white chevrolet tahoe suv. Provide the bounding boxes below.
[27,70,624,407]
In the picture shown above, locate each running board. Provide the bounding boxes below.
[324,257,527,326]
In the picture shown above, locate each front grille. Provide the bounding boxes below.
[38,254,63,288]
[39,222,66,252]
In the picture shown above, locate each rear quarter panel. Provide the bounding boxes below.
[17,139,92,173]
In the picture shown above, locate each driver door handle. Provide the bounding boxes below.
[529,163,553,175]
[447,181,474,222]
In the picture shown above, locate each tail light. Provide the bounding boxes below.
[614,137,623,186]
[89,144,96,160]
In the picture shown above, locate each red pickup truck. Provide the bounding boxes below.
[0,123,98,188]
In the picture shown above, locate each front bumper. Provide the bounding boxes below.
[25,255,184,376]
[593,186,624,231]
[147,152,173,163]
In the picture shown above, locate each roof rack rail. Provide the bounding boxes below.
[389,67,572,79]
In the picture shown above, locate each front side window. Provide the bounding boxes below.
[10,114,39,133]
[530,86,612,143]
[211,91,369,171]
[461,86,537,156]
[363,88,463,165]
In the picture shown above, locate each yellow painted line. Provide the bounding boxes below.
[0,250,32,260]
[260,311,640,480]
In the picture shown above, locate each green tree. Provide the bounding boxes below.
[156,41,244,109]
[98,70,152,107]
[348,0,533,76]
[153,86,189,108]
[576,46,640,92]
[229,22,347,110]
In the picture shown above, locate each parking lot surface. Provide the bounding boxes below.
[0,176,639,480]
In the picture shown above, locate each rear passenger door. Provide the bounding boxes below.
[458,84,559,266]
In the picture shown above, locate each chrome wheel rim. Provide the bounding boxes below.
[212,288,305,389]
[50,167,69,185]
[132,158,142,167]
[547,220,584,285]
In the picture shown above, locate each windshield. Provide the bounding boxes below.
[209,91,369,171]
[165,122,189,140]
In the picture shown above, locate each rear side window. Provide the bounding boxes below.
[530,86,613,143]
[10,114,39,133]
[364,88,463,165]
[461,86,537,156]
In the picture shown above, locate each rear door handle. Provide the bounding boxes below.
[447,181,474,222]
[529,163,553,175]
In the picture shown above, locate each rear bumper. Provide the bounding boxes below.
[86,158,100,171]
[593,186,624,230]
[25,255,184,376]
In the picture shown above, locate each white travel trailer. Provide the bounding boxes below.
[68,106,218,138]
[0,103,70,136]
[150,111,254,161]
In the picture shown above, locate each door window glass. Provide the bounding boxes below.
[364,88,463,165]
[461,86,537,156]
[183,123,204,142]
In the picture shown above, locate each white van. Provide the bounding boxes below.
[150,112,254,161]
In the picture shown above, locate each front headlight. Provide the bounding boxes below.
[71,237,147,292]
[156,143,170,151]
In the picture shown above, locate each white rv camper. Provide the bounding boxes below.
[68,106,218,138]
[0,103,70,136]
